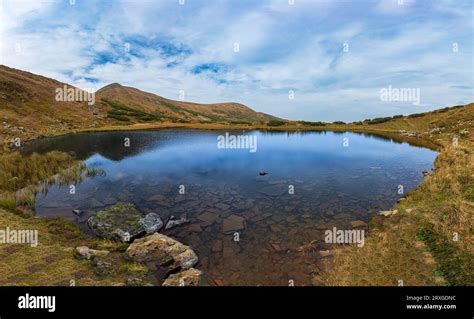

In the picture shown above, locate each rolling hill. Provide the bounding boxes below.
[0,65,278,146]
[96,83,275,124]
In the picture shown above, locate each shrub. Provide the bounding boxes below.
[267,120,287,126]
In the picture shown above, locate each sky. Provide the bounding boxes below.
[0,0,473,121]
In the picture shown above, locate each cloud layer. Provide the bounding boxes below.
[1,0,472,121]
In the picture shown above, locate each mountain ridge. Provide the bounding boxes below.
[0,65,278,144]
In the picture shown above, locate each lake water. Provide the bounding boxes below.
[23,129,437,286]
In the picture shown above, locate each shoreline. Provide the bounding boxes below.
[14,121,441,153]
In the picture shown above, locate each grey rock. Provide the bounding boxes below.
[87,203,146,242]
[165,215,189,230]
[139,213,163,234]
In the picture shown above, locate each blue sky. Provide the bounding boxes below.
[0,0,472,121]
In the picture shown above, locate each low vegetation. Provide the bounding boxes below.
[103,98,162,122]
[267,119,287,127]
[319,104,474,286]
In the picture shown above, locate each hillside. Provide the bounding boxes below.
[0,65,108,145]
[0,65,276,148]
[96,83,272,125]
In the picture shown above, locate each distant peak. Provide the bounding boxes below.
[102,83,122,89]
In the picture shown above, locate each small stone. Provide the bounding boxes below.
[165,215,189,230]
[72,209,83,216]
[319,250,333,258]
[75,246,110,260]
[350,220,367,228]
[270,243,283,252]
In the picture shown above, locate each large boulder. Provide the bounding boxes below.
[87,203,162,242]
[126,233,198,273]
[162,268,202,286]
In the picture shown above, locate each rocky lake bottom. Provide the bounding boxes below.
[24,130,438,285]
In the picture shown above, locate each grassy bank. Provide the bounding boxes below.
[319,104,473,286]
[0,151,126,285]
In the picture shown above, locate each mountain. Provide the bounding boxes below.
[0,65,108,144]
[0,65,276,145]
[96,83,273,124]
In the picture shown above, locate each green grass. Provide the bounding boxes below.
[102,98,162,122]
[416,225,474,285]
[267,119,287,126]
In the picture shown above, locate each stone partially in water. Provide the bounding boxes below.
[139,212,163,234]
[222,215,246,233]
[87,203,145,242]
[126,233,198,273]
[162,268,202,286]
[165,215,190,230]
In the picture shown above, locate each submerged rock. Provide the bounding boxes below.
[162,268,202,286]
[258,185,287,197]
[126,233,198,273]
[222,215,246,233]
[165,215,190,230]
[87,203,162,242]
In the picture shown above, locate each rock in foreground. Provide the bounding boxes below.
[162,268,202,286]
[126,233,198,273]
[87,203,163,242]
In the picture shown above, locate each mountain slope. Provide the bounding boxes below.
[0,65,107,144]
[0,65,276,146]
[96,83,271,124]
[0,65,280,146]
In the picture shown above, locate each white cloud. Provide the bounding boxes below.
[0,0,472,121]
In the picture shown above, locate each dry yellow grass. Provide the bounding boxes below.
[0,208,126,286]
[320,107,474,286]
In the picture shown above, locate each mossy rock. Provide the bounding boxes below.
[87,203,145,242]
